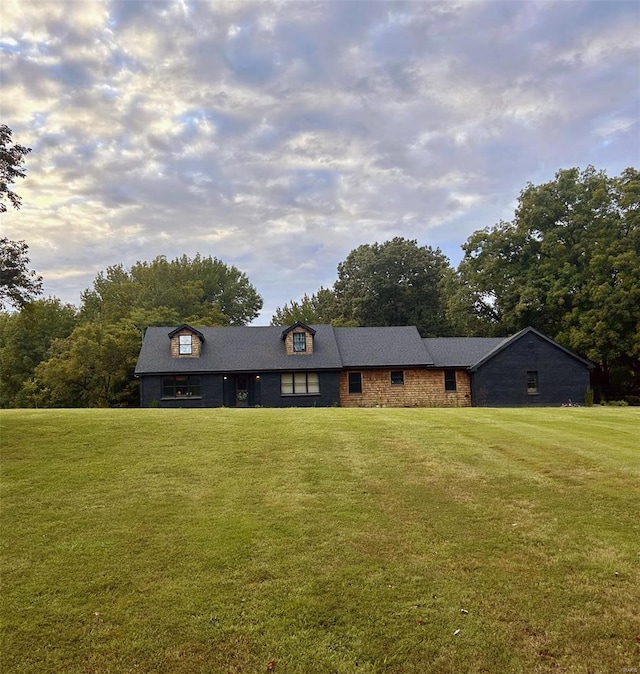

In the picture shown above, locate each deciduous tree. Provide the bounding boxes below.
[457,166,640,399]
[0,298,77,407]
[0,124,31,213]
[0,238,43,308]
[333,237,452,336]
[271,288,338,326]
[27,320,141,408]
[80,254,262,327]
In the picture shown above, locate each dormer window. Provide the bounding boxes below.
[281,322,316,356]
[293,332,306,352]
[168,325,205,358]
[179,335,193,355]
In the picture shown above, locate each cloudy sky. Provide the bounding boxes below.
[2,0,639,323]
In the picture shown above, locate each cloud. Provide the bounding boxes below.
[2,0,638,322]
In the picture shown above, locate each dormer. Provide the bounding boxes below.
[281,322,316,355]
[168,325,205,358]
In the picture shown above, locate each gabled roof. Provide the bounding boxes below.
[335,326,433,367]
[280,321,316,339]
[167,324,205,341]
[423,337,507,367]
[135,323,593,376]
[468,326,595,371]
[135,325,342,375]
[136,324,433,375]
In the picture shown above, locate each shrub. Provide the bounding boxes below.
[584,388,594,407]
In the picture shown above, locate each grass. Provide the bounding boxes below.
[1,407,639,673]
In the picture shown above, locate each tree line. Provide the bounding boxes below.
[271,166,639,402]
[1,125,638,405]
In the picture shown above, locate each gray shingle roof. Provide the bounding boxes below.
[135,325,343,374]
[423,337,507,367]
[136,324,435,374]
[137,324,590,375]
[334,326,433,367]
[467,326,594,371]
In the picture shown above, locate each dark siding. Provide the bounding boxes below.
[140,371,340,407]
[471,333,590,406]
[259,371,341,407]
[140,374,224,408]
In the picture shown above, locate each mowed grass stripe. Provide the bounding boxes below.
[1,408,638,673]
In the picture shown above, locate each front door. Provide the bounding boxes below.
[224,375,260,407]
[235,375,250,407]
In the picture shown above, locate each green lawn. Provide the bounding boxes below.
[1,408,639,673]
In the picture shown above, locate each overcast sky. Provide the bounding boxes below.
[2,0,639,323]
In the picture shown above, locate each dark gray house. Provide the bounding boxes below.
[135,323,592,408]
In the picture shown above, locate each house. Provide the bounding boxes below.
[134,322,593,408]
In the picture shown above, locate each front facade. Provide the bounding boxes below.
[135,323,592,408]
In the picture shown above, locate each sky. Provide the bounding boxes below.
[2,0,639,324]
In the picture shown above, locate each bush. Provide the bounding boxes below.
[584,388,594,407]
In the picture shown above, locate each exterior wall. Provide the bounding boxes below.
[339,368,472,407]
[284,327,314,355]
[471,333,591,407]
[170,329,202,358]
[140,371,341,408]
[140,373,224,408]
[259,371,340,407]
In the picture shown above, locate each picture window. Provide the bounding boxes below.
[281,372,319,395]
[162,375,201,398]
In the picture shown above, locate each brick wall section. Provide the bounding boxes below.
[284,328,314,355]
[170,329,202,358]
[339,368,472,407]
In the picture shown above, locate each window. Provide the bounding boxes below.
[527,370,538,394]
[179,334,192,355]
[162,375,201,398]
[444,370,457,392]
[293,332,307,352]
[348,372,362,394]
[281,372,319,395]
[391,371,404,385]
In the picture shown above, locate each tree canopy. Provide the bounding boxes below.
[80,254,263,327]
[0,124,31,213]
[0,298,78,407]
[333,238,452,336]
[272,238,452,336]
[0,238,43,309]
[456,166,640,398]
[27,320,141,408]
[271,287,339,326]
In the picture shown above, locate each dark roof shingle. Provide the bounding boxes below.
[422,337,507,367]
[335,326,433,367]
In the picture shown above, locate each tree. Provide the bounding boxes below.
[457,166,640,399]
[271,287,338,326]
[27,320,141,408]
[80,254,263,327]
[0,124,31,213]
[0,238,43,308]
[0,298,78,407]
[332,237,452,336]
